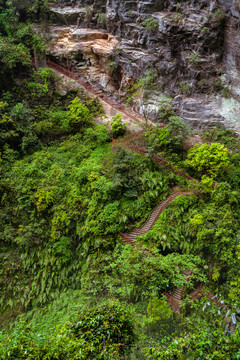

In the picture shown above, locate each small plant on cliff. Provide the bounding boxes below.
[84,5,93,22]
[213,9,225,23]
[179,81,192,95]
[189,51,200,66]
[189,52,199,65]
[201,26,208,33]
[212,79,230,97]
[110,114,127,138]
[222,86,231,98]
[158,96,175,121]
[107,61,117,73]
[96,12,106,26]
[143,17,158,32]
[169,12,184,24]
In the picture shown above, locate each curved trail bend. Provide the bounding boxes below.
[120,191,192,244]
[37,60,236,326]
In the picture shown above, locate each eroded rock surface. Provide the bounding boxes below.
[44,0,240,132]
[46,25,119,92]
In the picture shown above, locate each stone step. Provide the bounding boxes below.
[230,323,235,334]
[122,192,191,241]
[171,287,183,300]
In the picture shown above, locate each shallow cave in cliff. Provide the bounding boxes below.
[47,54,87,71]
[111,65,123,91]
[47,54,66,68]
[73,52,88,68]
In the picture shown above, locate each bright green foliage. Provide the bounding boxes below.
[81,245,205,303]
[144,328,240,359]
[1,3,240,356]
[27,68,56,98]
[110,113,127,138]
[201,174,214,190]
[64,97,94,131]
[69,302,135,357]
[145,116,189,154]
[0,101,19,150]
[143,294,240,358]
[0,41,31,70]
[147,297,173,326]
[185,142,230,178]
[0,1,44,82]
[202,124,240,152]
[0,303,134,359]
[140,185,240,294]
[0,134,181,310]
[0,68,103,154]
[140,195,199,253]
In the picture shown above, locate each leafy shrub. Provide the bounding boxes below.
[184,142,230,178]
[62,97,94,131]
[26,68,56,99]
[0,101,19,150]
[0,303,135,359]
[69,302,135,355]
[81,245,205,302]
[158,96,174,121]
[202,125,240,151]
[143,327,240,359]
[85,98,104,117]
[145,116,189,154]
[110,114,127,138]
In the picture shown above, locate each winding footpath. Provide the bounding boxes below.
[46,60,198,310]
[120,191,191,244]
[43,61,237,330]
[46,60,146,125]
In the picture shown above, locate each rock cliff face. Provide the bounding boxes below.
[45,0,240,133]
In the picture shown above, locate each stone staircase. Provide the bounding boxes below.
[229,322,236,335]
[117,133,238,331]
[40,58,239,332]
[45,60,146,125]
[170,286,184,301]
[120,191,192,242]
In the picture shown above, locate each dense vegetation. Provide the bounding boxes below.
[0,1,240,359]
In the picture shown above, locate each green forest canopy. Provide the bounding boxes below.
[0,1,240,359]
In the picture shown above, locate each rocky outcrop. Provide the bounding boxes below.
[44,0,240,132]
[46,25,119,92]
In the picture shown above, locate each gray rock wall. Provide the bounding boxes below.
[47,0,240,132]
[218,0,240,17]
